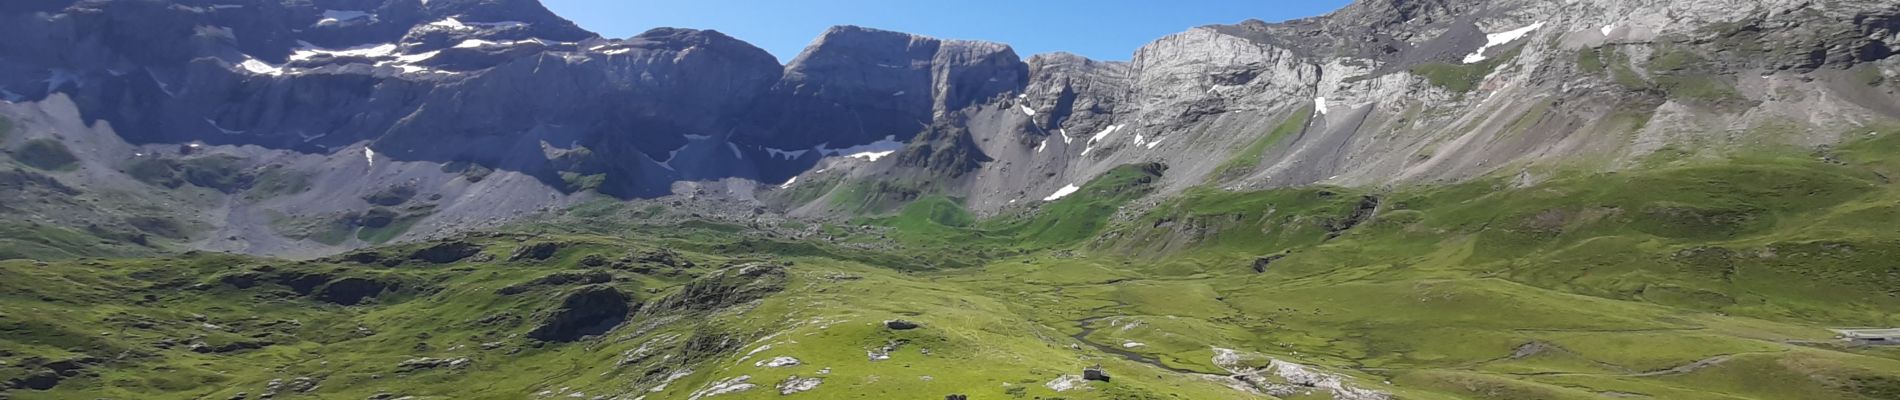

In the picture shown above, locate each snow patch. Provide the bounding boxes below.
[1079,124,1124,156]
[237,58,282,75]
[290,42,399,62]
[454,39,497,48]
[778,177,798,189]
[764,148,809,160]
[394,51,440,64]
[847,151,894,161]
[1132,133,1166,149]
[1019,104,1037,116]
[1042,184,1080,201]
[817,135,904,162]
[44,68,83,92]
[1315,97,1330,115]
[1035,139,1047,153]
[1123,342,1146,348]
[1088,125,1123,143]
[1463,22,1545,64]
[205,118,245,135]
[317,10,374,26]
[364,147,377,168]
[1600,24,1616,36]
[427,17,529,31]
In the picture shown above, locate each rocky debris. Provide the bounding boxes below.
[1252,254,1286,273]
[633,248,694,268]
[822,273,863,281]
[775,376,822,395]
[408,241,484,264]
[1083,365,1112,382]
[1511,341,1555,359]
[867,339,907,361]
[1324,196,1381,240]
[5,356,98,390]
[189,340,270,354]
[508,242,564,261]
[337,251,394,266]
[649,263,786,313]
[754,356,800,368]
[883,319,920,330]
[315,277,394,305]
[396,357,471,372]
[261,377,321,398]
[1045,375,1088,392]
[1214,348,1390,400]
[528,285,634,342]
[1264,359,1390,400]
[497,271,613,295]
[686,375,754,400]
[362,185,419,207]
[578,254,609,267]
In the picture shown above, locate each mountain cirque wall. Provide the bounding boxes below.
[0,0,1896,253]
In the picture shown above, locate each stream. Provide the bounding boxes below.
[1068,314,1204,375]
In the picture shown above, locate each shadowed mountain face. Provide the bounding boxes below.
[0,0,1040,198]
[0,0,1895,255]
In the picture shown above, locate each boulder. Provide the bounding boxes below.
[528,285,634,342]
[1083,365,1110,382]
[884,320,920,330]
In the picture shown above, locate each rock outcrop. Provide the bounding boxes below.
[408,241,483,264]
[648,263,787,313]
[496,270,612,295]
[527,284,633,342]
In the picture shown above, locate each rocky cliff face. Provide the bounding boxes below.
[796,0,1900,216]
[0,0,1895,255]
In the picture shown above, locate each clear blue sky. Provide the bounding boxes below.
[540,0,1353,63]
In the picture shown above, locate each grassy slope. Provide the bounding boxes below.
[6,131,1900,399]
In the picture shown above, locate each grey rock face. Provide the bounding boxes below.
[3,0,1897,255]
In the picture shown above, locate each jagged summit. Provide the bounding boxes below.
[0,0,1893,253]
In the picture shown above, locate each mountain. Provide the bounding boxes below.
[2,1,1900,398]
[0,0,1895,256]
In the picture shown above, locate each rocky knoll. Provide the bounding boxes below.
[527,284,633,342]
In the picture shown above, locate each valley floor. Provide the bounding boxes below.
[6,132,1900,400]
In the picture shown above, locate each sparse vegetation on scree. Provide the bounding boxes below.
[3,130,1900,400]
